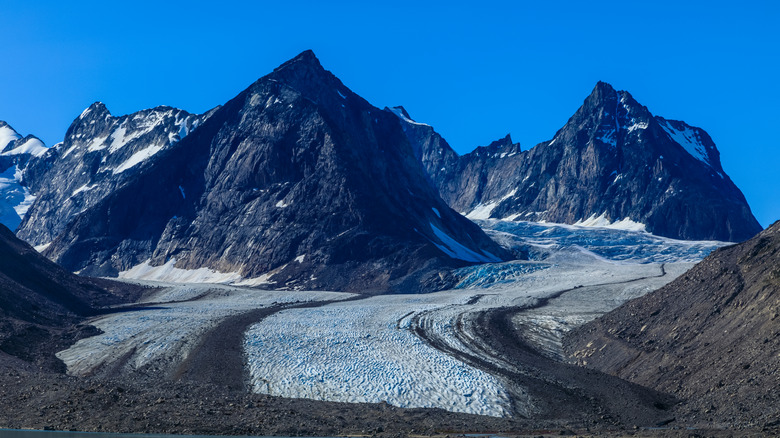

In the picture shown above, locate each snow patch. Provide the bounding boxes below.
[1,137,47,157]
[658,119,713,167]
[465,201,499,220]
[573,213,647,232]
[464,189,516,221]
[0,125,21,151]
[71,183,97,196]
[432,207,441,218]
[0,165,36,229]
[119,259,245,284]
[626,121,648,132]
[388,107,430,127]
[118,258,282,286]
[34,242,51,253]
[113,145,163,174]
[429,223,501,263]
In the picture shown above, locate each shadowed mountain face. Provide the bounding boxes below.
[0,224,140,370]
[564,221,780,426]
[35,51,510,293]
[393,82,762,242]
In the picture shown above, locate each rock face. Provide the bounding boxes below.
[563,221,780,427]
[33,51,510,293]
[393,82,762,242]
[0,121,47,230]
[0,223,138,369]
[16,105,214,246]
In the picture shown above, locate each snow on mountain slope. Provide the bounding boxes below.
[1,136,47,157]
[0,165,35,230]
[398,82,760,242]
[656,116,720,171]
[0,123,21,152]
[16,104,215,247]
[0,121,48,230]
[56,284,351,377]
[32,50,510,292]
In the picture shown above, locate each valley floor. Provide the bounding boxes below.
[4,221,767,435]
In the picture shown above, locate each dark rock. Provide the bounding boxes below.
[393,81,762,242]
[16,103,215,246]
[563,220,780,426]
[33,51,511,293]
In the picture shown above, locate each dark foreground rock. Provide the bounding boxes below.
[564,221,780,429]
[0,224,144,371]
[0,333,773,438]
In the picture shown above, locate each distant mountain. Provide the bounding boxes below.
[30,51,510,293]
[16,104,215,247]
[392,82,762,242]
[564,220,780,426]
[0,121,47,230]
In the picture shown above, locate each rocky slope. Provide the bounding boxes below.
[35,51,509,293]
[393,82,761,242]
[16,105,214,247]
[564,220,780,427]
[0,224,141,370]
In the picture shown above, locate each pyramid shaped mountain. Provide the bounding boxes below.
[395,81,761,242]
[34,51,510,293]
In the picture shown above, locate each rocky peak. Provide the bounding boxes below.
[77,101,111,121]
[16,103,212,246]
[390,106,413,120]
[0,121,22,152]
[471,134,521,158]
[405,81,761,242]
[264,50,353,107]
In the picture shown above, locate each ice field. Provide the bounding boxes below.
[57,221,725,416]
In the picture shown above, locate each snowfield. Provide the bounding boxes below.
[244,291,514,417]
[56,283,352,377]
[243,249,680,417]
[57,220,726,418]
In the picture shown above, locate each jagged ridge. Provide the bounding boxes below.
[394,81,762,242]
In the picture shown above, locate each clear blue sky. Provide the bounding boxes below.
[2,1,778,229]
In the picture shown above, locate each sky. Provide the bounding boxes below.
[2,1,778,228]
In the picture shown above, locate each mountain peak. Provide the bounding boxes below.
[79,101,111,120]
[584,81,619,107]
[390,106,412,120]
[273,49,323,73]
[489,133,514,148]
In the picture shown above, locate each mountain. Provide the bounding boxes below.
[30,50,510,293]
[563,220,780,427]
[0,121,47,230]
[392,82,762,242]
[16,104,215,247]
[0,223,138,370]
